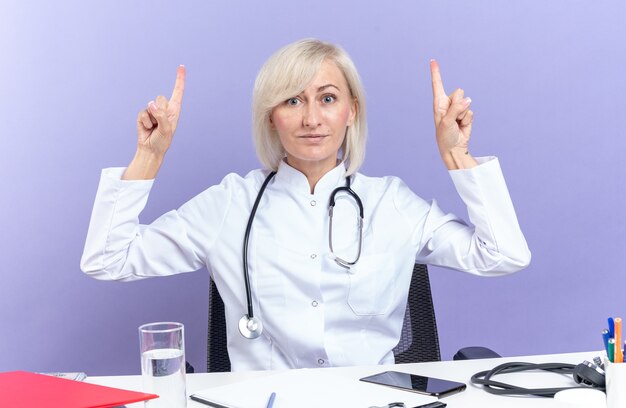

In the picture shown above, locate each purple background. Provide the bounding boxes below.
[1,0,625,375]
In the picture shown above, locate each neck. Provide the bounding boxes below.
[285,157,338,194]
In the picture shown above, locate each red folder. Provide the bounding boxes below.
[0,371,158,408]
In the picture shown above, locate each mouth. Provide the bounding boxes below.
[298,134,328,139]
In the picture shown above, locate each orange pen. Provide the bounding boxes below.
[615,317,623,363]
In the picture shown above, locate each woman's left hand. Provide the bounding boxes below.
[430,60,477,170]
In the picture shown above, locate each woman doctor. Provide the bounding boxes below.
[81,39,531,371]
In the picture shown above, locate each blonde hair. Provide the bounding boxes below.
[252,39,367,175]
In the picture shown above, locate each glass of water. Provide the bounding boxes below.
[139,322,187,408]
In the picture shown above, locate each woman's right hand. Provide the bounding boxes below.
[123,65,186,180]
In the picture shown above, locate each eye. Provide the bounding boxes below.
[286,97,301,106]
[322,95,336,104]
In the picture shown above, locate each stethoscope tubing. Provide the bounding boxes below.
[328,176,364,268]
[242,171,276,319]
[328,184,364,218]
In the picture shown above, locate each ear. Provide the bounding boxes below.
[347,97,358,126]
[269,113,275,129]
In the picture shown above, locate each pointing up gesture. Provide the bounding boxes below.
[430,60,478,170]
[124,65,186,180]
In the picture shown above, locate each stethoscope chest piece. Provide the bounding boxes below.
[239,314,263,339]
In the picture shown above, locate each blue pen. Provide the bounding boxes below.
[266,392,276,408]
[603,329,611,356]
[609,317,615,339]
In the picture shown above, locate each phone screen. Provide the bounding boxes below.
[360,371,466,397]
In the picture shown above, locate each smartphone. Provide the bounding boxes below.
[359,371,466,398]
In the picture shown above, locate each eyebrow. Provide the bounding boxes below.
[317,84,340,92]
[294,84,341,99]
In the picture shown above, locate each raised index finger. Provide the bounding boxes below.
[169,65,186,105]
[430,59,446,99]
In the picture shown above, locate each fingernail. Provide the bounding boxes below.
[148,101,158,112]
[464,97,472,105]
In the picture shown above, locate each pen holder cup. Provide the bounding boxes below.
[605,359,626,408]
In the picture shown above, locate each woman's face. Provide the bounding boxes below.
[270,60,356,175]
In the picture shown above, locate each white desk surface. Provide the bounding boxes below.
[87,350,603,407]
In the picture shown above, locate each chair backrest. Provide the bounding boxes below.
[206,263,440,372]
[392,263,441,363]
[207,280,231,372]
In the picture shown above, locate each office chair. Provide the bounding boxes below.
[207,279,231,372]
[393,263,500,363]
[206,263,499,372]
[392,263,441,363]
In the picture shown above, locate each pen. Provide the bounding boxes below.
[189,394,237,408]
[412,402,447,408]
[603,329,610,356]
[266,392,276,408]
[608,317,615,339]
[608,338,616,363]
[615,318,623,363]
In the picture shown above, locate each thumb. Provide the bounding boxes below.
[441,89,470,128]
[148,101,172,137]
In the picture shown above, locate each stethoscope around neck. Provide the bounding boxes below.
[238,170,364,339]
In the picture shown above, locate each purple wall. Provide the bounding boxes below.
[1,0,625,375]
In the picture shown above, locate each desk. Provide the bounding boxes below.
[87,351,602,407]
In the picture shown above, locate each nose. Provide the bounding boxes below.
[302,103,321,128]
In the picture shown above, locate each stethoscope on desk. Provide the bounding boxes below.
[239,171,364,339]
